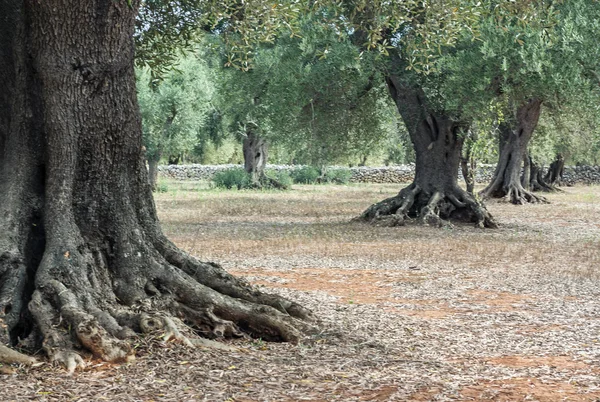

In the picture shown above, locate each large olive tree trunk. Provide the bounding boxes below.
[0,0,310,371]
[358,76,496,228]
[480,99,547,204]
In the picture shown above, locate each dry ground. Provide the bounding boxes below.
[3,182,600,401]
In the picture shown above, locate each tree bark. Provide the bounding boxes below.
[521,152,531,190]
[243,128,268,186]
[460,155,476,195]
[528,155,559,193]
[480,99,547,204]
[544,153,565,186]
[358,76,496,228]
[0,0,310,371]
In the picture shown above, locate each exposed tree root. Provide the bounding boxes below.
[0,344,37,366]
[0,234,313,372]
[506,185,548,204]
[153,237,313,321]
[357,184,497,228]
[529,161,562,194]
[530,178,561,193]
[481,183,548,205]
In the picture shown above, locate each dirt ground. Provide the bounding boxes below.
[3,182,600,401]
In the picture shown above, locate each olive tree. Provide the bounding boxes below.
[0,0,310,370]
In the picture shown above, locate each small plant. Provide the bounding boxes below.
[324,168,352,184]
[291,166,320,184]
[264,170,293,189]
[155,182,169,193]
[212,168,251,189]
[252,338,267,350]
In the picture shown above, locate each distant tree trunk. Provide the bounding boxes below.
[243,128,268,186]
[0,0,309,370]
[480,99,547,204]
[528,155,560,193]
[167,154,181,165]
[460,131,476,194]
[544,153,565,186]
[521,152,531,190]
[358,75,496,228]
[460,155,476,195]
[147,113,174,191]
[147,156,160,190]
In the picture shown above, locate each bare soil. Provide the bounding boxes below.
[2,182,600,401]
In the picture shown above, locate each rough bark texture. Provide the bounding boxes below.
[242,129,288,190]
[480,99,547,204]
[358,75,496,228]
[0,0,310,371]
[243,129,268,186]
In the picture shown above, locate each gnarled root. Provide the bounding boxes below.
[0,253,38,369]
[18,239,312,372]
[29,280,133,373]
[481,184,549,205]
[530,175,562,194]
[357,184,497,228]
[356,184,421,227]
[0,344,37,366]
[154,238,313,321]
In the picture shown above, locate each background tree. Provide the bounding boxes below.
[138,56,217,189]
[460,0,600,203]
[208,21,398,177]
[333,1,502,227]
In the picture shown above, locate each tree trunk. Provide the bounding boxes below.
[0,0,310,371]
[544,153,565,186]
[147,111,174,191]
[167,154,181,165]
[460,155,476,195]
[521,152,531,190]
[480,99,547,204]
[528,155,559,193]
[243,129,268,186]
[460,133,476,194]
[147,156,160,191]
[358,76,496,228]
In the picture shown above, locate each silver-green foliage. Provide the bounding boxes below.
[137,56,217,163]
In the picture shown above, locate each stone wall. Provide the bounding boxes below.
[158,164,600,185]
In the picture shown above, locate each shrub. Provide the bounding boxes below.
[212,168,251,189]
[155,181,169,193]
[265,170,293,189]
[324,168,352,184]
[291,166,320,184]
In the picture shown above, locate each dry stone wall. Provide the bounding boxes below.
[157,164,600,185]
